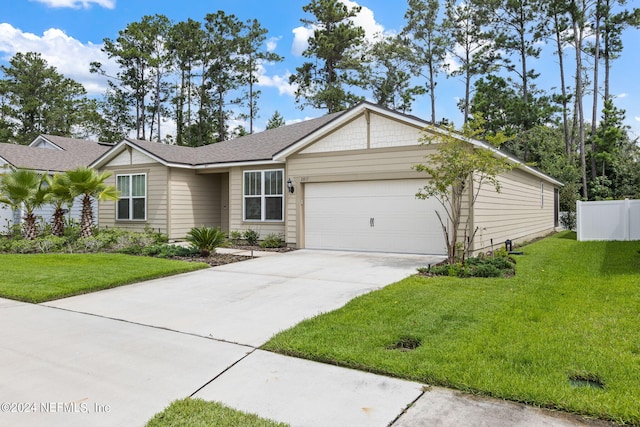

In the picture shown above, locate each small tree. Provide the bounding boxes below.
[66,167,119,238]
[414,118,513,264]
[45,173,75,237]
[0,168,48,240]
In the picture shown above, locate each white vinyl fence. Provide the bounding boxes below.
[577,199,640,241]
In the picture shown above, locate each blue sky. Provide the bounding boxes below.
[1,0,639,139]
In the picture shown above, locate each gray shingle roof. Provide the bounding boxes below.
[0,135,111,172]
[124,110,346,166]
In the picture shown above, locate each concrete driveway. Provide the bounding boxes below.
[0,250,442,426]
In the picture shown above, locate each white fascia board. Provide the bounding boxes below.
[194,159,284,170]
[28,135,63,150]
[89,140,190,169]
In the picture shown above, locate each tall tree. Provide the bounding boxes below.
[1,52,90,144]
[442,0,496,124]
[167,19,206,146]
[92,14,172,141]
[202,11,245,143]
[238,19,284,134]
[365,35,425,112]
[266,110,285,129]
[403,0,450,123]
[289,0,367,113]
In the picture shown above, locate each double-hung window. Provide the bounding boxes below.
[116,173,146,220]
[243,170,284,221]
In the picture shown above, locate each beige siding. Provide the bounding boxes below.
[370,113,424,148]
[99,162,169,235]
[168,169,223,240]
[473,167,557,252]
[229,165,286,238]
[286,145,438,246]
[300,115,367,153]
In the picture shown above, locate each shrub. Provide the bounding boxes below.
[229,230,243,246]
[186,226,226,257]
[260,233,283,249]
[419,252,515,278]
[142,244,199,258]
[34,235,68,253]
[243,229,260,246]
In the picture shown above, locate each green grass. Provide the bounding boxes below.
[263,231,640,425]
[0,253,208,303]
[146,399,288,427]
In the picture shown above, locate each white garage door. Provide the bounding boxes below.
[305,180,446,254]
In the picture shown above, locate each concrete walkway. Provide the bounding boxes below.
[0,250,614,426]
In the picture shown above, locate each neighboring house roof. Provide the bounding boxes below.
[0,135,111,172]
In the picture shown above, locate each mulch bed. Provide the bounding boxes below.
[174,245,295,267]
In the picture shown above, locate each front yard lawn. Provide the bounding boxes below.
[0,253,208,303]
[263,231,640,424]
[146,399,288,427]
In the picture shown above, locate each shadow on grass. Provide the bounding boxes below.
[558,231,577,240]
[601,240,640,276]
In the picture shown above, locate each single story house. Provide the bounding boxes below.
[89,102,562,255]
[0,135,111,233]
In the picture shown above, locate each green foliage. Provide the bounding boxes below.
[146,398,288,427]
[229,230,243,245]
[142,244,199,258]
[0,168,49,240]
[290,0,367,112]
[421,252,515,278]
[0,52,94,144]
[65,167,118,238]
[243,228,260,246]
[186,226,226,257]
[259,233,283,249]
[265,111,286,129]
[414,117,514,264]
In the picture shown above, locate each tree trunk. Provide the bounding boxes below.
[23,213,38,241]
[80,195,94,239]
[591,3,602,180]
[573,5,588,199]
[554,12,572,158]
[52,208,65,237]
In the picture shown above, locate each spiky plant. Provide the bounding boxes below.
[0,168,48,240]
[65,167,119,238]
[186,226,226,257]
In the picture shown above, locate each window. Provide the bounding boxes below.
[541,182,544,208]
[243,170,284,221]
[117,174,146,220]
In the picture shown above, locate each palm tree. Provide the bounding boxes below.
[0,168,49,240]
[65,167,119,238]
[45,173,75,237]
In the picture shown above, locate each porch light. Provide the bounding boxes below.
[287,177,295,194]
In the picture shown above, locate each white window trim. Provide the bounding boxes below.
[243,169,284,222]
[116,173,147,221]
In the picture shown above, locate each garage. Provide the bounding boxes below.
[304,179,446,254]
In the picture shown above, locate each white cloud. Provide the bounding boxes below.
[617,93,628,98]
[0,23,115,95]
[291,26,314,57]
[255,62,296,97]
[32,0,115,9]
[266,36,280,53]
[285,117,316,125]
[634,116,640,122]
[291,0,388,57]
